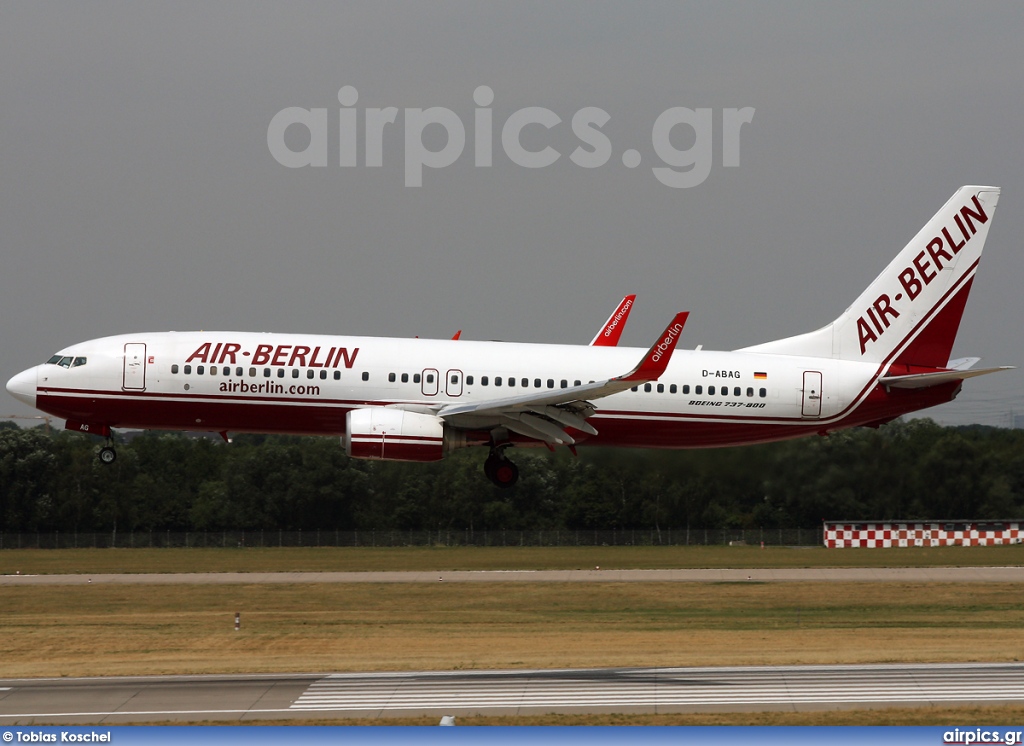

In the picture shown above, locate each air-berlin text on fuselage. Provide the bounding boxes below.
[185,342,359,368]
[651,323,685,362]
[856,196,989,355]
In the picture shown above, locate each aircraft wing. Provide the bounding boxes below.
[436,312,688,445]
[878,365,1013,390]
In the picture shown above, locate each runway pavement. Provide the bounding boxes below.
[1,663,1022,723]
[2,566,1022,585]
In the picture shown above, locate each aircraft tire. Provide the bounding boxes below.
[98,446,117,465]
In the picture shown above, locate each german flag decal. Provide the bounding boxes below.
[754,372,767,379]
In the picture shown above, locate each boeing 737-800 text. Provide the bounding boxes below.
[6,186,1010,486]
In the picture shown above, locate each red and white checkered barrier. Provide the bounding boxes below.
[824,521,1023,548]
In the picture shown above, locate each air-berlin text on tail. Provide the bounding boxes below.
[185,342,359,369]
[602,298,633,339]
[651,322,685,362]
[856,195,989,355]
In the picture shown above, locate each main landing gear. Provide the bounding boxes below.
[97,435,117,465]
[483,446,519,488]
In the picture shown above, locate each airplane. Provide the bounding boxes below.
[590,294,636,346]
[6,186,1011,487]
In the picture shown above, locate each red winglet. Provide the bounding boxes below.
[451,330,462,340]
[591,294,636,346]
[622,312,689,382]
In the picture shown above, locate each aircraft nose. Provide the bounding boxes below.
[6,367,37,408]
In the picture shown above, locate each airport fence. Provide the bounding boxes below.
[0,527,824,549]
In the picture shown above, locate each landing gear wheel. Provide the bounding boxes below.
[484,452,518,488]
[98,446,117,465]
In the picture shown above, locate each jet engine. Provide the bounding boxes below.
[344,407,465,462]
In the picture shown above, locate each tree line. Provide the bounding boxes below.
[1,418,1022,534]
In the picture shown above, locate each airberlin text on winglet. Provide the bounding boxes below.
[856,194,989,355]
[651,321,685,363]
[185,342,360,369]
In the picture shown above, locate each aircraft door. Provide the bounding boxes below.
[421,368,439,396]
[801,370,822,417]
[446,369,463,397]
[123,343,147,391]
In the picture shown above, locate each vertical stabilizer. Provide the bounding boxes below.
[740,186,1000,367]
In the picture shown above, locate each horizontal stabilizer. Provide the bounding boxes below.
[879,365,1013,390]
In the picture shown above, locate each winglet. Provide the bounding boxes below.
[451,330,462,340]
[590,294,636,346]
[621,312,688,382]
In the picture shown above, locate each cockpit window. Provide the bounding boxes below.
[45,355,86,368]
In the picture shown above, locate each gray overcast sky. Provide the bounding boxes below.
[2,1,1022,427]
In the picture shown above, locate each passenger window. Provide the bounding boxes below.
[495,377,502,386]
[388,373,396,383]
[695,385,702,394]
[746,387,753,397]
[644,383,652,392]
[682,384,689,394]
[708,386,715,395]
[210,366,218,375]
[547,379,554,388]
[522,378,528,387]
[401,373,409,383]
[362,372,370,381]
[248,368,256,377]
[172,364,179,374]
[184,365,192,375]
[759,388,767,398]
[534,379,541,388]
[414,373,421,384]
[320,370,327,379]
[333,371,341,380]
[197,365,205,375]
[507,377,515,388]
[292,369,300,378]
[631,386,638,392]
[451,374,459,384]
[670,384,677,394]
[307,370,315,379]
[264,368,271,378]
[426,373,434,383]
[482,376,489,385]
[466,375,474,385]
[657,384,664,393]
[277,369,285,378]
[560,380,568,388]
[734,387,741,396]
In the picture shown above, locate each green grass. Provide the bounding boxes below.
[2,544,1022,574]
[2,581,1022,679]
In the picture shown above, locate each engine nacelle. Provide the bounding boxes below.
[344,407,464,462]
